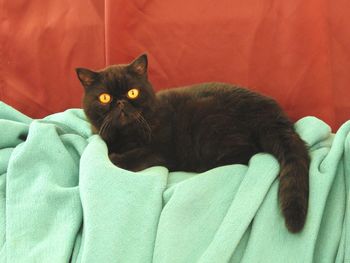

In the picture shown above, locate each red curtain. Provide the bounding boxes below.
[1,0,350,130]
[0,0,106,117]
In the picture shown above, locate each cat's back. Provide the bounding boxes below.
[157,82,240,101]
[156,82,276,115]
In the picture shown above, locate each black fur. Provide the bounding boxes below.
[76,54,310,233]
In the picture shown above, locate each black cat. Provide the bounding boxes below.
[76,54,310,233]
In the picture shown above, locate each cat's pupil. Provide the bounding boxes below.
[127,88,139,99]
[99,93,111,103]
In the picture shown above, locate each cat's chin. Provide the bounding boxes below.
[117,111,127,124]
[115,111,134,127]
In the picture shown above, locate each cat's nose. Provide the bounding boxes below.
[116,101,125,107]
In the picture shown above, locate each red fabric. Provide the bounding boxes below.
[0,0,106,117]
[1,0,350,130]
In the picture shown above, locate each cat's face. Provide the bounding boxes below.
[76,54,156,139]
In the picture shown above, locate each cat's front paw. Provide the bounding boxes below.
[109,153,126,168]
[108,152,150,172]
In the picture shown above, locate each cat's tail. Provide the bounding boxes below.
[259,120,310,233]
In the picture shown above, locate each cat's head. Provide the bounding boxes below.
[76,54,156,140]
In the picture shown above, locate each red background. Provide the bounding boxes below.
[1,0,349,130]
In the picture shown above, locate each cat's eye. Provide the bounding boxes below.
[127,88,139,99]
[99,93,112,104]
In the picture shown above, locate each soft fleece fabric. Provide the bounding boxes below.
[0,101,349,263]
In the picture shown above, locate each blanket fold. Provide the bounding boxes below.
[0,101,349,263]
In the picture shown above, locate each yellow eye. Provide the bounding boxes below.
[127,88,139,99]
[99,93,111,104]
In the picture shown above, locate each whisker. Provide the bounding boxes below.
[99,114,113,137]
[136,113,152,141]
[139,118,150,140]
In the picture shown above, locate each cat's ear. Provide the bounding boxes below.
[129,54,148,76]
[76,68,99,87]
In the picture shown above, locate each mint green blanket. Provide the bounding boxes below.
[0,101,349,263]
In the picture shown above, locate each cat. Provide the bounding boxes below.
[76,54,310,233]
